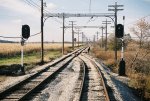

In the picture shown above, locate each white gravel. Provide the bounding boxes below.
[32,58,81,101]
[0,74,33,93]
[0,55,70,93]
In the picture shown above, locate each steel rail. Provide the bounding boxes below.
[84,55,110,101]
[77,57,86,101]
[0,47,86,101]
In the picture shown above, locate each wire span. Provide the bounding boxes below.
[0,32,41,39]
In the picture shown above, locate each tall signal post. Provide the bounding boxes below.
[108,2,124,62]
[102,19,111,51]
[41,0,44,64]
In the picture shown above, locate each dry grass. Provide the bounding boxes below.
[0,42,73,67]
[92,46,120,71]
[0,43,72,57]
[92,42,150,100]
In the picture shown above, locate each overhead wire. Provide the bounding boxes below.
[0,32,41,39]
[23,0,64,24]
[30,32,41,37]
[0,36,21,39]
[43,7,63,24]
[0,0,62,41]
[0,0,63,41]
[23,0,41,11]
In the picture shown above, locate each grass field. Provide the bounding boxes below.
[0,43,72,69]
[0,43,71,57]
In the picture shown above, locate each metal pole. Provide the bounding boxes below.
[62,13,65,55]
[41,0,44,63]
[21,38,25,74]
[21,45,23,67]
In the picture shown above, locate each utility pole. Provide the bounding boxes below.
[41,0,44,64]
[69,21,76,50]
[93,35,96,43]
[89,0,92,13]
[96,31,99,41]
[82,32,84,45]
[77,28,81,47]
[102,19,111,51]
[62,13,65,55]
[108,2,124,62]
[100,26,105,48]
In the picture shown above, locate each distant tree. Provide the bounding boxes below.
[130,19,150,48]
[107,33,130,51]
[124,33,131,42]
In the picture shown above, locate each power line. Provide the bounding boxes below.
[23,0,40,11]
[30,32,41,37]
[23,0,62,24]
[86,17,98,24]
[52,18,63,24]
[0,36,21,39]
[0,32,41,39]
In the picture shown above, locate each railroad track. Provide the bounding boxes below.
[0,47,86,101]
[74,54,110,101]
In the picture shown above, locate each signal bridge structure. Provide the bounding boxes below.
[44,13,115,55]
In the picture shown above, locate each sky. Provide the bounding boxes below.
[0,0,150,42]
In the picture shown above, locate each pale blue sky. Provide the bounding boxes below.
[0,0,150,42]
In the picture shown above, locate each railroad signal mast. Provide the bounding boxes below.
[21,24,30,74]
[108,2,125,76]
[116,23,125,76]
